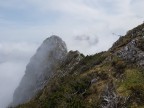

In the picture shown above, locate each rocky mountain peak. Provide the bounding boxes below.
[12,35,67,106]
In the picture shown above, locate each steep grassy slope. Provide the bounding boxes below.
[14,23,144,108]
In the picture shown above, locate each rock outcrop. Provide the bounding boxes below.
[115,37,144,66]
[12,35,67,106]
[110,23,144,66]
[57,50,84,76]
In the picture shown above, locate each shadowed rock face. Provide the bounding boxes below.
[12,35,67,106]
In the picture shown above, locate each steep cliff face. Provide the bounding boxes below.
[12,36,67,106]
[12,23,144,108]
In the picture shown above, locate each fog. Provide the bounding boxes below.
[0,61,25,108]
[0,42,38,108]
[12,36,67,106]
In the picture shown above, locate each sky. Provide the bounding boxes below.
[0,0,144,108]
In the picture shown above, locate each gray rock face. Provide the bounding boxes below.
[101,82,118,108]
[12,35,67,106]
[100,82,127,108]
[115,37,144,66]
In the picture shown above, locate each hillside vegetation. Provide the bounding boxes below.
[12,23,144,108]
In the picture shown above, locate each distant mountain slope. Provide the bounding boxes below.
[11,36,67,107]
[11,23,144,108]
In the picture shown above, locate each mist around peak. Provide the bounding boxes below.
[11,36,67,106]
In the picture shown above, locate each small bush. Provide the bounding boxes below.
[128,84,144,105]
[111,57,126,77]
[137,38,144,51]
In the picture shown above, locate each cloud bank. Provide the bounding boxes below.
[0,42,37,108]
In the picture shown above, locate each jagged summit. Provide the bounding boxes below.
[43,35,66,47]
[12,35,67,106]
[44,35,63,41]
[37,35,67,54]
